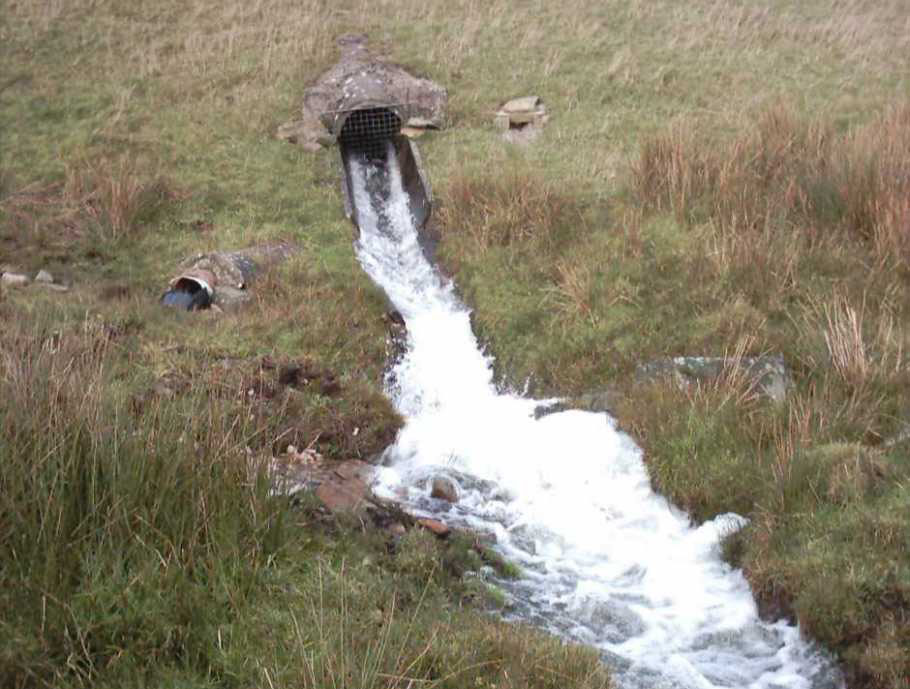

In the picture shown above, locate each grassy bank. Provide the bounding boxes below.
[0,0,613,686]
[0,309,609,688]
[616,106,910,688]
[416,3,910,687]
[3,0,910,687]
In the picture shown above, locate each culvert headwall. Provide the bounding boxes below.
[281,34,445,233]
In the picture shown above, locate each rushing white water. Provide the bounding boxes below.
[349,144,843,689]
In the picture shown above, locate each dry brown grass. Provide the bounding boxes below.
[545,259,598,326]
[63,157,172,240]
[1,157,170,250]
[438,170,580,251]
[821,296,871,389]
[796,291,905,413]
[635,103,910,268]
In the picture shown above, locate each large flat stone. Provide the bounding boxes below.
[316,477,370,513]
[636,355,792,401]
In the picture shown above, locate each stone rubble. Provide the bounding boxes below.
[1,272,30,288]
[494,95,549,145]
[269,449,455,538]
[417,518,451,538]
[1,268,69,292]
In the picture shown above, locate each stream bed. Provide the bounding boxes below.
[349,144,844,689]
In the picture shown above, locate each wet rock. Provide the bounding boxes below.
[383,310,409,374]
[430,475,459,503]
[599,650,633,676]
[636,355,792,401]
[333,459,373,482]
[278,34,447,151]
[692,625,782,656]
[417,518,450,538]
[576,599,646,644]
[1,272,30,288]
[534,387,623,419]
[272,453,376,515]
[34,269,54,284]
[385,309,406,327]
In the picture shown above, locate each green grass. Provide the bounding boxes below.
[608,108,910,687]
[3,0,910,686]
[0,312,610,688]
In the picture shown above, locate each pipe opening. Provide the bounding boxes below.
[161,277,213,311]
[338,107,402,160]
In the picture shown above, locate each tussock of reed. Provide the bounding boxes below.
[0,316,286,687]
[1,157,170,249]
[438,170,579,250]
[63,158,172,241]
[635,103,910,267]
[626,105,910,688]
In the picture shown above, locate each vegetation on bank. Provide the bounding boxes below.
[618,105,910,688]
[2,0,909,687]
[0,309,609,688]
[0,0,612,686]
[426,11,910,689]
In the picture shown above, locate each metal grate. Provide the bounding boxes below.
[338,107,402,160]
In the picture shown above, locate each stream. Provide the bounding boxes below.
[349,143,844,689]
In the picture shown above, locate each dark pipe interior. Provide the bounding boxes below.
[161,278,212,311]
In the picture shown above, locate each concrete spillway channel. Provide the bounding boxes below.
[326,104,433,234]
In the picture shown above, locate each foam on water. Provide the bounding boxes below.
[349,145,843,689]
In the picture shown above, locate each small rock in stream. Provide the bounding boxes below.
[430,475,459,503]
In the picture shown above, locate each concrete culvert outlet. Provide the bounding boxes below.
[338,107,402,160]
[337,114,433,233]
[281,35,446,233]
